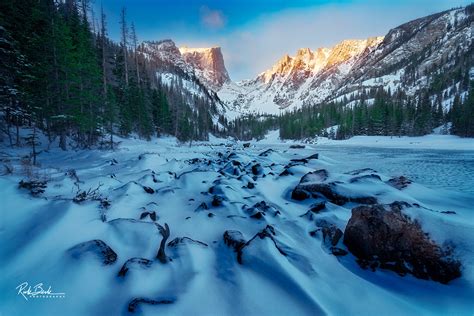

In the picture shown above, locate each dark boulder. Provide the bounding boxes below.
[291,188,310,201]
[316,219,343,247]
[387,176,412,190]
[195,202,208,211]
[245,201,280,217]
[250,212,265,220]
[290,153,318,163]
[220,162,243,176]
[251,163,264,176]
[292,171,377,205]
[211,195,224,207]
[343,204,461,283]
[294,183,349,205]
[330,247,348,256]
[305,153,319,160]
[143,186,155,194]
[300,169,328,183]
[279,169,293,176]
[231,160,242,166]
[290,144,305,149]
[441,210,456,215]
[309,201,326,213]
[300,210,316,221]
[223,230,246,251]
[349,174,382,183]
[140,211,157,221]
[290,158,308,164]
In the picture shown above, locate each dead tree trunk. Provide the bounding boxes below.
[156,223,170,263]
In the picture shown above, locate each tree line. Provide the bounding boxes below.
[0,0,218,154]
[1,0,472,152]
[279,83,473,140]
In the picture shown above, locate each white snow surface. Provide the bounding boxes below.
[315,135,474,151]
[1,135,474,315]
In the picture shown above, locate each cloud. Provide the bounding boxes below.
[200,6,226,30]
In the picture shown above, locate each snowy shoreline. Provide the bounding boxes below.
[255,130,474,151]
[315,135,474,151]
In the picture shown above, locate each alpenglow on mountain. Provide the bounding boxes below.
[143,5,472,119]
[218,6,472,115]
[179,46,231,90]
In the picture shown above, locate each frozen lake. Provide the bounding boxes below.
[316,146,474,195]
[2,137,474,315]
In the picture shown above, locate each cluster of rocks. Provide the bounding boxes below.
[63,144,461,316]
[288,163,461,284]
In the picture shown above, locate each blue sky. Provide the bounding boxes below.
[95,0,472,80]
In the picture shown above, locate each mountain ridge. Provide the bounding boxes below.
[215,5,473,116]
[137,5,472,122]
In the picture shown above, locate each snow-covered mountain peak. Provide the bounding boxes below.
[218,5,472,116]
[257,36,383,86]
[218,36,386,114]
[325,37,383,68]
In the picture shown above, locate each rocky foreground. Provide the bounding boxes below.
[1,140,473,315]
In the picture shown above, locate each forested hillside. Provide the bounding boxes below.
[1,1,473,149]
[279,83,474,140]
[0,0,220,151]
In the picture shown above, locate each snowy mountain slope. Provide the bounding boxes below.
[337,5,473,99]
[1,137,474,315]
[217,5,473,115]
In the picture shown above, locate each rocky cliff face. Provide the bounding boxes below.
[180,47,230,90]
[137,5,473,119]
[137,39,231,129]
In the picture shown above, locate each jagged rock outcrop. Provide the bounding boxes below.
[180,46,230,89]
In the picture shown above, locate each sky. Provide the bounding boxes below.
[95,0,472,81]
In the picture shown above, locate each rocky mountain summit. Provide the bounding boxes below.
[218,5,473,115]
[180,46,230,90]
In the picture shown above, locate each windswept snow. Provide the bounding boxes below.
[1,136,474,315]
